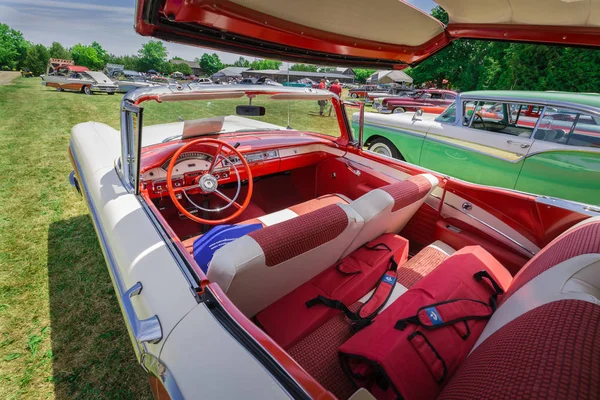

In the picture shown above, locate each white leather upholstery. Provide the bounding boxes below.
[472,253,600,352]
[344,174,438,256]
[208,204,364,317]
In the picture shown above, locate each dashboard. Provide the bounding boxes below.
[141,149,281,196]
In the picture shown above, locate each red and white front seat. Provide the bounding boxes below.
[438,216,600,399]
[345,173,438,255]
[207,204,364,317]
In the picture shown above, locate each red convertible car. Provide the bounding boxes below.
[376,89,457,114]
[68,0,600,399]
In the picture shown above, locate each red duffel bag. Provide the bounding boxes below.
[338,246,512,400]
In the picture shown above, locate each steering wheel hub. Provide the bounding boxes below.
[199,174,218,193]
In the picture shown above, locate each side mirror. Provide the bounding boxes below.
[412,109,423,121]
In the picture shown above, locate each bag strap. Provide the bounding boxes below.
[395,298,493,331]
[335,241,392,275]
[394,270,503,332]
[306,255,398,332]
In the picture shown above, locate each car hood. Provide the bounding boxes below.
[135,0,600,69]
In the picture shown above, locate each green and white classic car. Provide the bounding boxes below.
[360,91,600,205]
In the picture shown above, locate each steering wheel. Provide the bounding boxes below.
[166,138,253,225]
[473,113,486,130]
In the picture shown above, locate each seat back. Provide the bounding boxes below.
[207,204,364,317]
[438,217,600,399]
[345,174,438,256]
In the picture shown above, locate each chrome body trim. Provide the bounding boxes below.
[432,193,536,257]
[536,196,600,217]
[70,142,184,399]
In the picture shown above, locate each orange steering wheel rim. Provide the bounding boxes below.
[166,138,253,225]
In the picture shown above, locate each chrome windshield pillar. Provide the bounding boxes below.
[119,100,143,194]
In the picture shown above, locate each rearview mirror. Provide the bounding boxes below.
[236,105,266,116]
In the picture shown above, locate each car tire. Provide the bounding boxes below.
[350,93,358,98]
[107,92,115,95]
[83,86,92,95]
[56,87,64,92]
[392,107,406,114]
[368,137,403,160]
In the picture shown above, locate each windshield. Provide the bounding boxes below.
[141,94,343,146]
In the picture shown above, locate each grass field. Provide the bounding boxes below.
[0,78,366,399]
[0,78,152,399]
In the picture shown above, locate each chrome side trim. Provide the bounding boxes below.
[431,192,536,257]
[70,142,184,399]
[363,122,428,140]
[536,196,600,217]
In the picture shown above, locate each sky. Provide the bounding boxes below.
[0,0,438,64]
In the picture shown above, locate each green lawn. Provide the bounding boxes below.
[0,78,359,399]
[0,78,152,399]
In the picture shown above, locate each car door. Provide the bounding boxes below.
[421,100,536,190]
[515,107,600,205]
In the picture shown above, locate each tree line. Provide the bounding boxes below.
[406,7,600,92]
[2,11,599,92]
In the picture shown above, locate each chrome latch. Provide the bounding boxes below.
[462,202,473,211]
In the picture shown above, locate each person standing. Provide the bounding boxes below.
[329,79,342,97]
[317,78,328,115]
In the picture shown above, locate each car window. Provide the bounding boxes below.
[443,93,455,100]
[435,102,456,123]
[465,101,541,137]
[537,108,600,148]
[430,93,443,100]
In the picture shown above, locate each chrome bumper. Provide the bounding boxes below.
[91,86,119,93]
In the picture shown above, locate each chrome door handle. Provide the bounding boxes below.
[346,163,361,177]
[506,140,531,149]
[123,282,162,344]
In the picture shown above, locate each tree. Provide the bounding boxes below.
[137,40,169,72]
[23,44,49,75]
[91,41,109,64]
[172,61,192,75]
[249,59,282,70]
[290,63,318,72]
[0,23,29,70]
[354,69,375,83]
[198,53,223,76]
[233,56,250,67]
[71,43,105,70]
[318,67,336,73]
[431,5,449,25]
[48,42,71,60]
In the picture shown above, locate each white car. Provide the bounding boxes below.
[68,0,600,399]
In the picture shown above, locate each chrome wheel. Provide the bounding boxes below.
[392,107,405,114]
[83,86,92,95]
[350,93,358,98]
[370,142,393,157]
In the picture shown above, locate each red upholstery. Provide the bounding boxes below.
[502,220,600,303]
[380,175,433,212]
[338,246,512,400]
[438,300,600,400]
[256,234,409,349]
[288,194,349,214]
[287,302,361,400]
[248,204,348,266]
[396,245,451,288]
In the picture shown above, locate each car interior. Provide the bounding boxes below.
[136,118,600,398]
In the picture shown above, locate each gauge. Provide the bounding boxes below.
[161,152,213,170]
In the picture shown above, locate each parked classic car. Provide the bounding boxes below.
[364,87,413,105]
[362,91,600,205]
[69,0,600,399]
[42,64,118,95]
[108,69,159,92]
[376,89,457,113]
[348,84,384,98]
